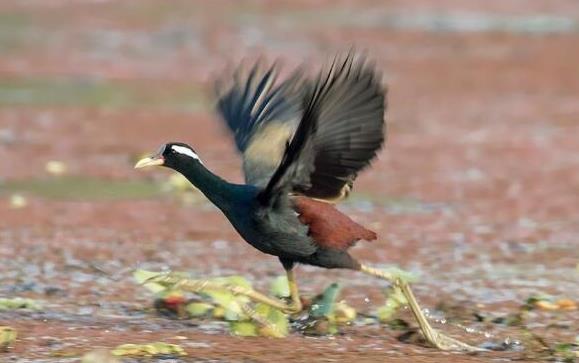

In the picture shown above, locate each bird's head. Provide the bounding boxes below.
[134,142,203,171]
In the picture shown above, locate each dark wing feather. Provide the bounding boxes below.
[258,53,386,206]
[297,54,385,201]
[215,62,304,187]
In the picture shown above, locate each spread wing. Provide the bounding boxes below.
[258,53,386,206]
[215,61,304,187]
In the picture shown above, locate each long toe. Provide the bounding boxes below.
[427,329,487,352]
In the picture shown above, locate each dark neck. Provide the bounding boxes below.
[173,160,237,211]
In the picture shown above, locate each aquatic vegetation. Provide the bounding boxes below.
[0,326,17,352]
[111,342,187,358]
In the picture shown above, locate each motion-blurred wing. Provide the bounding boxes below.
[259,53,386,206]
[215,62,304,187]
[299,53,385,201]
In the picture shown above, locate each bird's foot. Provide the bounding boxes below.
[420,325,486,352]
[396,281,486,352]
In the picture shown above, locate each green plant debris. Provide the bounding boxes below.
[133,269,171,294]
[0,297,41,311]
[0,326,17,352]
[309,283,341,318]
[81,349,120,363]
[186,302,214,317]
[111,342,187,358]
[377,286,408,322]
[301,283,344,336]
[553,342,579,362]
[524,294,577,311]
[334,301,357,324]
[254,303,289,336]
[134,270,289,337]
[229,303,289,338]
[199,275,253,321]
[269,275,290,298]
[229,321,259,337]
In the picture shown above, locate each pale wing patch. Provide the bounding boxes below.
[172,145,202,163]
[245,122,295,167]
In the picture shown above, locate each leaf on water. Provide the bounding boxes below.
[229,321,259,337]
[0,326,17,351]
[134,271,262,322]
[228,303,289,338]
[133,269,169,294]
[81,349,120,363]
[270,275,290,298]
[525,294,577,311]
[309,283,341,318]
[200,276,253,321]
[111,342,187,357]
[299,283,343,336]
[377,286,407,322]
[212,306,226,319]
[201,289,247,321]
[334,301,357,325]
[0,297,41,311]
[255,303,289,337]
[186,302,214,317]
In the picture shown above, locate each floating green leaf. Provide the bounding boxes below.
[255,303,289,337]
[0,297,41,311]
[229,321,259,337]
[269,275,290,298]
[133,269,169,294]
[81,349,120,363]
[334,301,357,324]
[309,283,341,318]
[0,326,17,351]
[111,342,186,357]
[186,302,214,317]
[200,276,253,321]
[228,303,289,338]
[377,286,408,322]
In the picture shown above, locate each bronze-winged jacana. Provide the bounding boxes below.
[135,53,480,351]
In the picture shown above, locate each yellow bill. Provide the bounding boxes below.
[134,156,164,169]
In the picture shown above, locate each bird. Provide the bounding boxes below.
[135,52,480,351]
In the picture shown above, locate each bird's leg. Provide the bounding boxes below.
[284,268,303,314]
[360,265,484,352]
[148,272,301,315]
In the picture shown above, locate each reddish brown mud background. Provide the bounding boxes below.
[1,1,578,362]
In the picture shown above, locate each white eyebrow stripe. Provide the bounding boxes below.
[172,145,202,162]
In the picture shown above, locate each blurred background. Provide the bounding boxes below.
[0,0,578,361]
